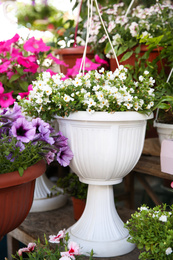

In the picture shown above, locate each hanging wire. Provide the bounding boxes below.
[125,0,135,16]
[79,0,136,74]
[94,0,120,68]
[79,0,93,75]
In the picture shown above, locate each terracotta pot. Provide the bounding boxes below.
[0,160,46,240]
[71,197,86,221]
[109,44,166,73]
[55,46,94,75]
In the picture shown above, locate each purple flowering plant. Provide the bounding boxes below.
[0,103,73,176]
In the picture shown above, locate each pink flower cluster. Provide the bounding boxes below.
[0,34,68,108]
[18,229,81,260]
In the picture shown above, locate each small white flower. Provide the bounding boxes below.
[63,94,74,102]
[74,78,82,86]
[119,72,127,81]
[99,67,105,73]
[144,70,149,75]
[87,98,96,107]
[87,108,95,114]
[159,215,167,222]
[140,206,148,211]
[139,75,144,82]
[165,247,172,255]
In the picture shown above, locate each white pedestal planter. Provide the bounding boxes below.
[154,121,173,144]
[30,172,68,213]
[57,111,153,257]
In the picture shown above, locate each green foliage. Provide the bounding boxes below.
[0,136,42,175]
[125,204,173,260]
[56,173,88,200]
[16,2,66,34]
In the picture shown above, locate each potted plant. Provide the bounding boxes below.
[18,64,164,257]
[125,204,173,260]
[56,173,88,220]
[0,103,73,239]
[10,229,94,259]
[87,1,173,73]
[0,33,68,108]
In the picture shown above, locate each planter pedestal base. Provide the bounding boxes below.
[30,173,67,212]
[68,185,135,257]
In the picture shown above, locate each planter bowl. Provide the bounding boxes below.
[0,160,46,240]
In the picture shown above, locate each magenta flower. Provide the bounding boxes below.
[47,53,68,67]
[11,118,36,143]
[46,68,57,76]
[171,182,173,189]
[17,56,39,73]
[0,91,15,107]
[0,33,19,52]
[18,84,33,99]
[57,146,73,167]
[95,54,109,66]
[0,60,11,73]
[0,82,4,94]
[24,37,50,53]
[66,57,101,78]
[18,242,36,256]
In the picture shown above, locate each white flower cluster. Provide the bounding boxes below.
[19,66,155,119]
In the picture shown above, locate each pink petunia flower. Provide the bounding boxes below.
[171,182,173,189]
[18,242,36,256]
[95,54,109,66]
[24,37,50,53]
[0,91,15,108]
[47,53,69,67]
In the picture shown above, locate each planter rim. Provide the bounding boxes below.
[56,111,153,122]
[154,120,173,128]
[56,46,93,55]
[0,160,46,189]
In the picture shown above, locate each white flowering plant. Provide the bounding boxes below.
[86,1,173,61]
[125,204,173,260]
[18,66,156,121]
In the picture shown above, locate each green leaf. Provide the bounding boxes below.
[104,42,111,54]
[120,51,133,62]
[9,74,20,83]
[18,167,24,177]
[19,81,29,91]
[117,46,129,56]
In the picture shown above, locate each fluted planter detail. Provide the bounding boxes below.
[57,111,153,257]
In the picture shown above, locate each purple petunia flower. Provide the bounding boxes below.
[53,131,68,148]
[56,146,73,167]
[11,118,36,143]
[45,151,55,164]
[31,118,54,145]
